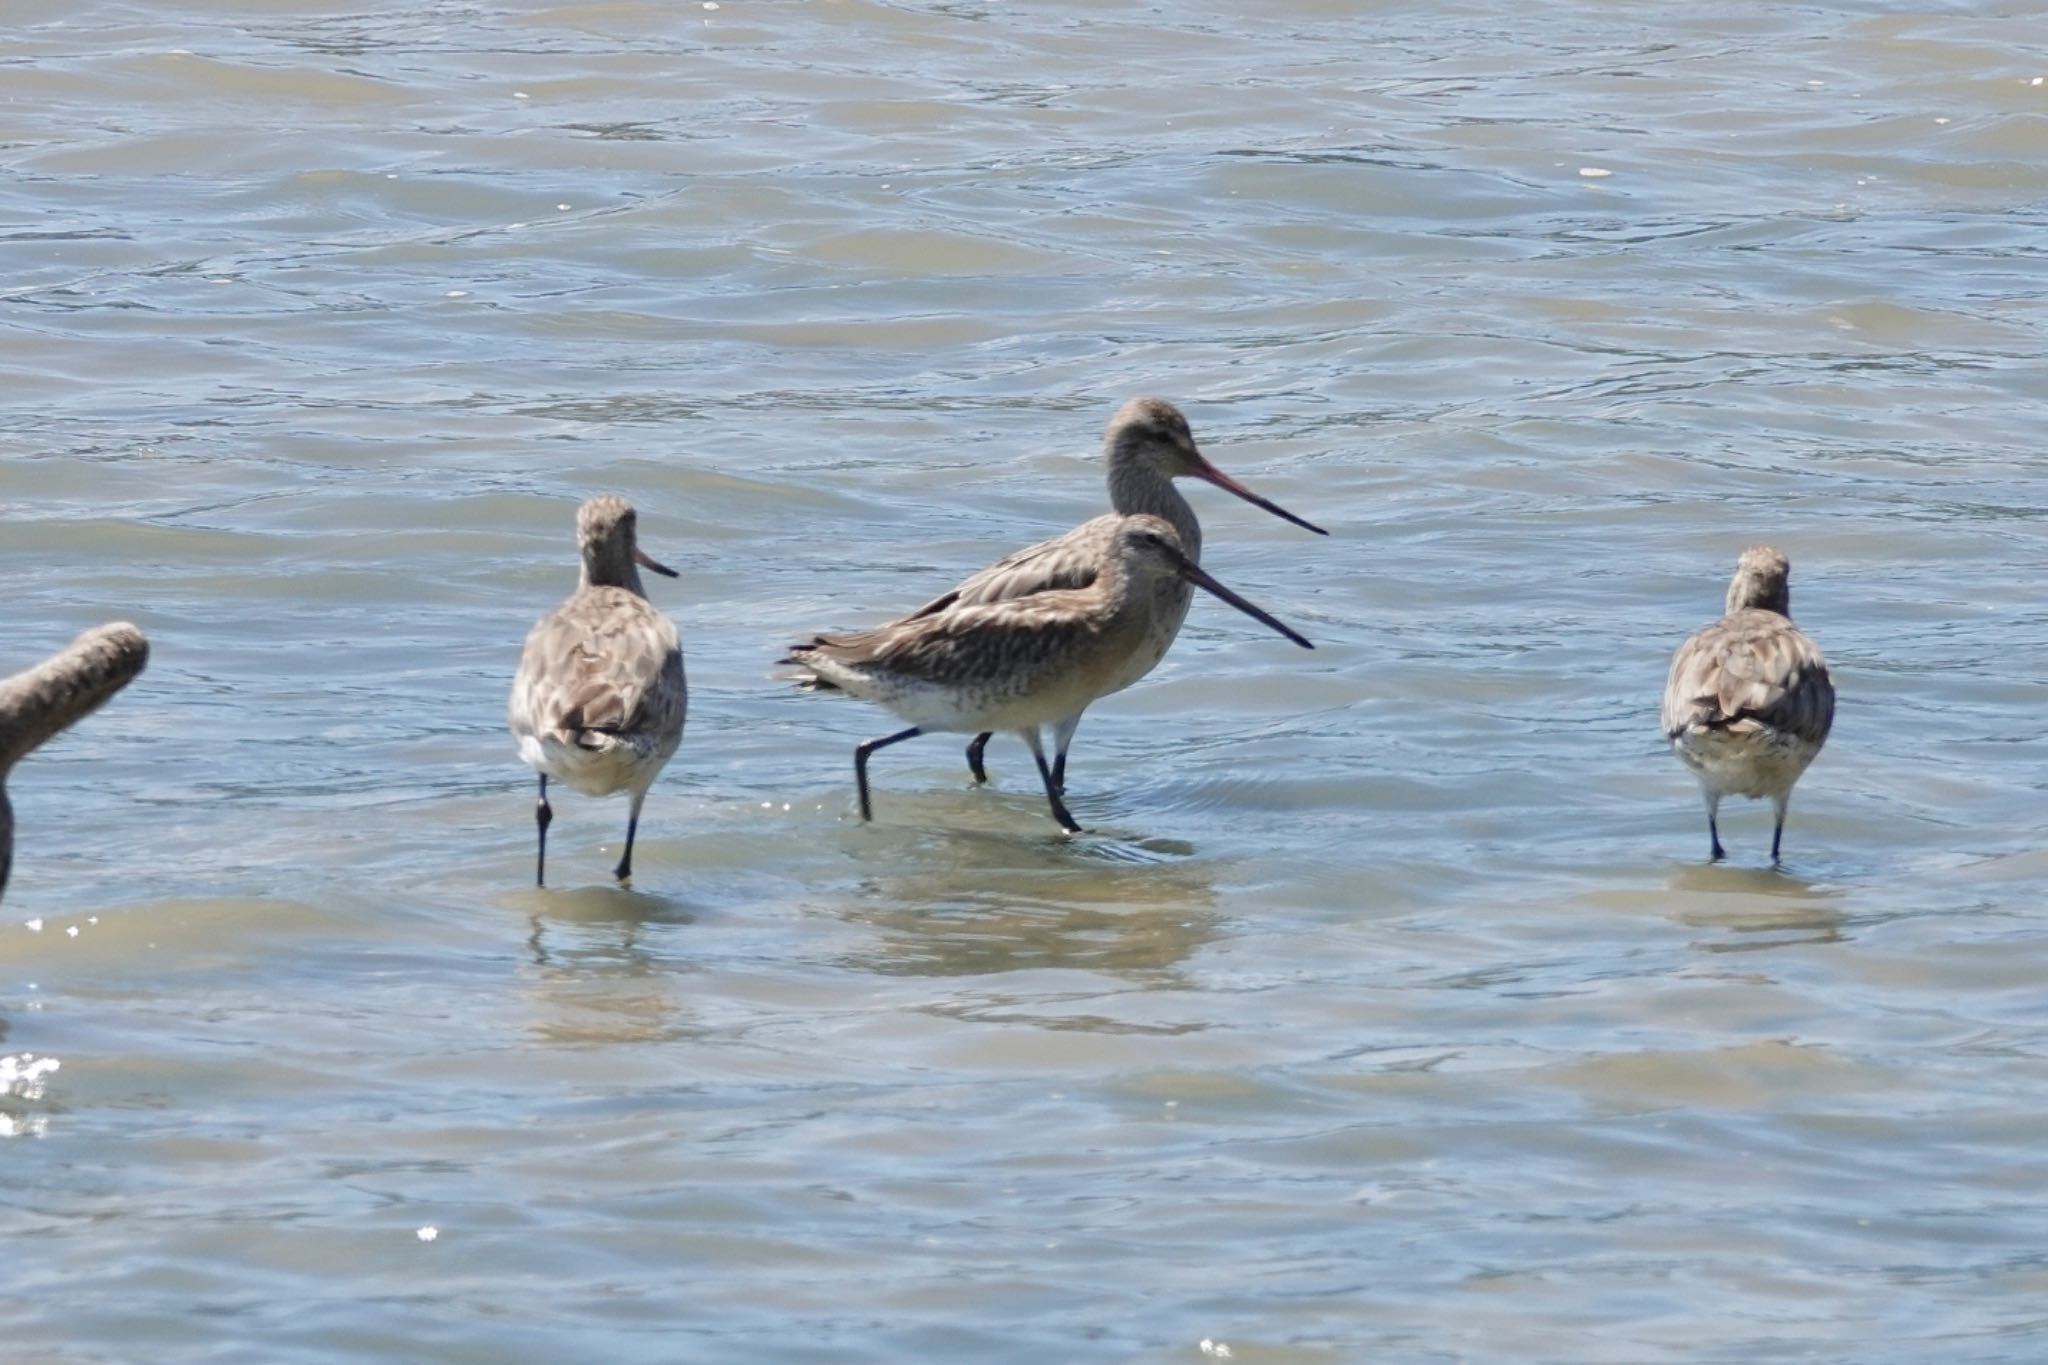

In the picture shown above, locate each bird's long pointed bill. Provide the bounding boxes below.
[1193,457,1328,536]
[636,547,680,578]
[1176,556,1314,649]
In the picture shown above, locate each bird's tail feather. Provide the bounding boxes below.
[776,643,840,692]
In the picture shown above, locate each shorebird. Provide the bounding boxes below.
[900,397,1325,793]
[1662,546,1835,863]
[0,622,149,904]
[783,515,1313,833]
[509,496,687,886]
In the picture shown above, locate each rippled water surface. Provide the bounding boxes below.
[4,2,2047,1360]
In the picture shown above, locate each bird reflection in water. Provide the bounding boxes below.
[830,829,1224,999]
[1663,862,1847,953]
[516,885,699,1046]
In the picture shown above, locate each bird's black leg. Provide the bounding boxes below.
[1048,713,1084,795]
[1,791,13,903]
[614,790,647,884]
[536,775,553,887]
[966,733,992,785]
[1770,795,1788,865]
[1019,730,1083,834]
[1707,796,1726,862]
[855,727,924,822]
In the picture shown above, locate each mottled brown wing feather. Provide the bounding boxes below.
[521,589,683,746]
[793,591,1100,689]
[894,516,1116,622]
[1663,609,1834,748]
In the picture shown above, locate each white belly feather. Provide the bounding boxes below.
[1670,725,1819,802]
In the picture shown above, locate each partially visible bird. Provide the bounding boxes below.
[783,515,1313,834]
[892,397,1325,792]
[0,622,149,903]
[1662,546,1834,863]
[509,496,686,886]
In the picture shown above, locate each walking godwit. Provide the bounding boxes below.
[898,397,1325,792]
[783,515,1312,833]
[509,496,687,886]
[0,622,149,903]
[1662,546,1834,863]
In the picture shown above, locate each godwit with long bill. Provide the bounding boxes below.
[783,515,1313,833]
[893,397,1325,793]
[509,496,687,886]
[1662,545,1834,863]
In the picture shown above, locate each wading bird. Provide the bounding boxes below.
[1662,546,1834,863]
[0,623,148,903]
[510,496,686,886]
[784,516,1312,833]
[895,397,1325,793]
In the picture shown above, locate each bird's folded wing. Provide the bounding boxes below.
[797,594,1096,688]
[1663,614,1834,746]
[895,517,1116,622]
[519,602,681,743]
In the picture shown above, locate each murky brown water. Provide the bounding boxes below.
[4,2,2046,1361]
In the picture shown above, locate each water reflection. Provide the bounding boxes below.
[831,830,1223,985]
[1662,863,1848,953]
[511,885,699,1046]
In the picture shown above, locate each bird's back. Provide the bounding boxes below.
[1663,608,1833,796]
[895,515,1123,622]
[785,575,1153,733]
[0,623,150,775]
[893,511,1199,700]
[0,622,149,903]
[511,587,685,796]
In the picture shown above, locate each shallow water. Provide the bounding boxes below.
[4,1,2047,1360]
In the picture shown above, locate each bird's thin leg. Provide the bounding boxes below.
[1770,793,1789,865]
[614,787,647,884]
[966,732,992,785]
[1019,729,1083,834]
[854,727,924,822]
[535,775,553,888]
[1,791,14,904]
[1048,710,1085,795]
[1706,792,1725,862]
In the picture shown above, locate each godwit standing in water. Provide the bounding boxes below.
[896,397,1325,792]
[509,496,687,886]
[0,622,149,903]
[1662,546,1835,863]
[783,516,1312,833]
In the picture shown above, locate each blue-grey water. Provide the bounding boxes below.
[4,2,2046,1361]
